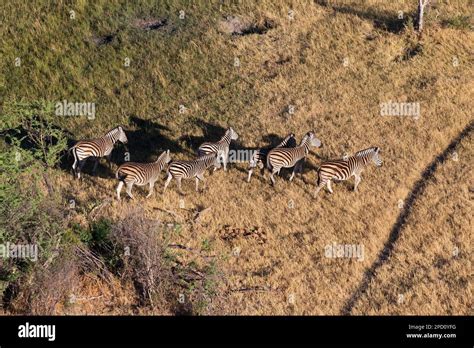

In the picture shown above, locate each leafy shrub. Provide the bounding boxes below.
[1,100,68,168]
[0,100,70,313]
[110,210,223,314]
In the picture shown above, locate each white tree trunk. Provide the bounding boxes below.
[417,0,431,32]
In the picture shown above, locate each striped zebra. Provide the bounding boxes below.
[163,152,222,194]
[267,131,323,185]
[247,133,296,183]
[115,150,171,200]
[70,126,128,179]
[314,147,383,196]
[197,127,239,171]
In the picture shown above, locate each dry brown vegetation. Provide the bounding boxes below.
[1,0,472,315]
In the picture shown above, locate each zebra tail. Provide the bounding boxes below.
[116,168,125,181]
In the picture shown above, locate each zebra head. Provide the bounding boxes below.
[157,149,171,164]
[228,127,239,141]
[117,126,128,144]
[356,147,383,167]
[302,131,322,148]
[372,147,383,167]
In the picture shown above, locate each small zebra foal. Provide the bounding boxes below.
[163,152,222,194]
[267,131,323,185]
[197,127,239,171]
[247,133,296,183]
[70,126,128,179]
[116,150,171,200]
[314,146,383,196]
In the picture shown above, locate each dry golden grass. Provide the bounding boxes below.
[2,0,472,315]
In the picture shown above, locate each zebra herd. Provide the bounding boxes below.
[69,125,383,200]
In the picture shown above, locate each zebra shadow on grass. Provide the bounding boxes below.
[177,120,228,155]
[127,115,188,161]
[233,132,300,180]
[341,120,474,315]
[100,115,192,185]
[75,115,190,180]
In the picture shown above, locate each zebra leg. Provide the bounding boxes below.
[163,173,172,193]
[290,161,302,182]
[327,180,334,194]
[289,165,299,182]
[177,178,184,195]
[247,169,253,183]
[72,149,78,177]
[196,173,206,192]
[146,181,155,198]
[297,159,305,177]
[125,182,135,199]
[78,160,87,179]
[223,150,228,171]
[270,168,278,185]
[195,177,200,192]
[116,181,124,201]
[354,175,361,192]
[289,171,295,182]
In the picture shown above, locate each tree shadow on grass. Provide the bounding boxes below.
[341,120,474,315]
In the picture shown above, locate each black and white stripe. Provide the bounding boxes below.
[116,150,171,200]
[315,146,383,196]
[197,127,239,171]
[267,131,322,185]
[247,133,296,182]
[70,126,128,179]
[163,152,222,194]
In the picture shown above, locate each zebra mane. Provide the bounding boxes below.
[198,152,219,160]
[104,126,122,137]
[155,150,168,162]
[279,133,296,147]
[299,133,309,146]
[222,127,232,139]
[355,147,378,157]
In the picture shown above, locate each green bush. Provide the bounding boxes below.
[0,100,70,312]
[1,100,68,168]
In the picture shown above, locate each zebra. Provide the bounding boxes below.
[247,133,296,183]
[314,146,383,196]
[70,126,128,179]
[115,150,171,200]
[163,152,222,194]
[266,131,323,185]
[197,127,239,171]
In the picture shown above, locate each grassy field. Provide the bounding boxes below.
[0,0,472,315]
